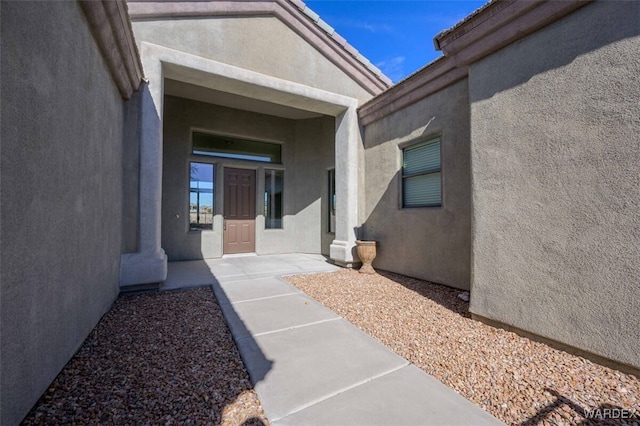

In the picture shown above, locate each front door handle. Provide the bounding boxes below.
[224,219,226,231]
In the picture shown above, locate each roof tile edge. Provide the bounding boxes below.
[286,0,392,87]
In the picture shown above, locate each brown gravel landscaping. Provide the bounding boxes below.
[22,288,269,426]
[285,269,639,426]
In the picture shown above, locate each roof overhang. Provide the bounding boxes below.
[434,0,593,66]
[80,0,144,99]
[126,0,392,95]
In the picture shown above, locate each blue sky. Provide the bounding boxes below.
[305,0,487,82]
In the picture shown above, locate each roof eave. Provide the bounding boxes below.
[434,0,593,63]
[80,0,145,99]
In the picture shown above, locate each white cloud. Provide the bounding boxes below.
[352,21,394,34]
[327,17,394,34]
[376,56,405,82]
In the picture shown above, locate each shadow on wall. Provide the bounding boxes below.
[361,168,471,290]
[361,96,447,151]
[471,1,639,102]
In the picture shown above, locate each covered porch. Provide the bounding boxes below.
[119,43,364,287]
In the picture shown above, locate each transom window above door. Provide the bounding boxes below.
[192,131,282,163]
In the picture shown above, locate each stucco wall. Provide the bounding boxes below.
[131,16,372,103]
[362,79,471,289]
[0,2,126,424]
[469,0,640,369]
[162,96,334,260]
[122,89,142,253]
[293,116,336,256]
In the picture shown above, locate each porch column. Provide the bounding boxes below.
[330,103,361,267]
[120,46,167,286]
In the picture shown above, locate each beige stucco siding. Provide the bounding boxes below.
[362,79,471,289]
[131,16,372,103]
[469,0,640,369]
[293,116,337,256]
[1,2,127,423]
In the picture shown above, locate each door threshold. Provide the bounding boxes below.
[222,253,258,258]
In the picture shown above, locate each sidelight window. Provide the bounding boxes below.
[264,169,283,229]
[328,169,336,233]
[189,162,214,230]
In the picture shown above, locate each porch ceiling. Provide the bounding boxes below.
[164,79,322,120]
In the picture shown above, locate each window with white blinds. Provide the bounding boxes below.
[402,138,441,207]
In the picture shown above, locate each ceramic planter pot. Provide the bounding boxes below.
[356,240,378,274]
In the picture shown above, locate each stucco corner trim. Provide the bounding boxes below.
[80,0,144,99]
[434,0,594,65]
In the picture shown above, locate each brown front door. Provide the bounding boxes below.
[223,168,256,254]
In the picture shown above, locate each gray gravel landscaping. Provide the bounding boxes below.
[285,269,639,426]
[22,288,269,426]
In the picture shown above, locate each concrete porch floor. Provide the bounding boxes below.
[162,253,503,425]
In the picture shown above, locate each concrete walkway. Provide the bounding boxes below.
[163,253,504,425]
